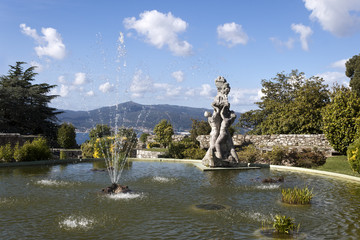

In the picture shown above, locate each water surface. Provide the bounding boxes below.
[1,161,360,239]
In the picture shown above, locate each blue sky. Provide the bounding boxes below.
[1,0,359,112]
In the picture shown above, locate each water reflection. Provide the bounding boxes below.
[1,161,360,239]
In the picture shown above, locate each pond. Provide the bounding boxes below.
[1,161,360,239]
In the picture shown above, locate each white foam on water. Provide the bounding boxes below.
[59,216,94,230]
[256,184,280,190]
[241,211,271,223]
[152,176,174,183]
[107,192,143,200]
[36,179,71,186]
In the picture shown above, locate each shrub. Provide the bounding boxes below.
[60,150,66,160]
[81,141,94,158]
[148,142,161,148]
[273,215,298,234]
[15,137,52,162]
[237,144,261,163]
[281,186,314,205]
[263,145,288,165]
[0,143,14,162]
[288,148,326,168]
[183,147,206,159]
[347,137,360,173]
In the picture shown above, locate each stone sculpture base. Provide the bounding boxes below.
[102,183,131,194]
[202,156,239,168]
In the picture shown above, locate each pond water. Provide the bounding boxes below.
[1,161,360,239]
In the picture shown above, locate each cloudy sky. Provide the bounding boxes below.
[1,0,359,112]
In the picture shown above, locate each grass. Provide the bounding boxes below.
[142,148,167,153]
[315,155,360,177]
[281,186,313,205]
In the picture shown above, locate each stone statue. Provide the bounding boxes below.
[202,76,239,167]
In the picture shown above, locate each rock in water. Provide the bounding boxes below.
[102,183,131,194]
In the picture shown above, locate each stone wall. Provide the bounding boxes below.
[146,134,186,144]
[197,134,336,156]
[136,149,164,159]
[51,149,83,159]
[0,133,38,147]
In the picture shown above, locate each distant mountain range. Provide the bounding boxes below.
[58,101,242,133]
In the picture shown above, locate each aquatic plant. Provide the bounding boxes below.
[273,215,299,234]
[281,186,314,205]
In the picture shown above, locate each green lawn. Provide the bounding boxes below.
[315,155,360,177]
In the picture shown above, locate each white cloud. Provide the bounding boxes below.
[59,84,70,97]
[171,70,184,82]
[130,69,153,98]
[86,90,95,97]
[124,10,192,56]
[229,88,261,105]
[269,37,294,49]
[199,84,216,97]
[185,89,195,96]
[304,0,360,37]
[217,22,249,47]
[58,75,66,84]
[330,59,348,69]
[316,71,349,86]
[20,23,66,60]
[99,82,114,93]
[291,23,313,51]
[29,61,43,72]
[73,72,87,85]
[154,83,182,97]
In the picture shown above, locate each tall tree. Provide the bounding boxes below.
[237,70,330,134]
[189,119,211,143]
[346,53,360,95]
[0,62,60,140]
[57,122,77,149]
[154,119,174,148]
[322,85,360,154]
[89,124,111,140]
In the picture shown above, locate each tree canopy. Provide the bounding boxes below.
[57,122,77,149]
[322,85,360,154]
[0,62,60,140]
[154,119,174,148]
[346,53,360,96]
[238,70,330,134]
[89,124,112,140]
[189,119,211,143]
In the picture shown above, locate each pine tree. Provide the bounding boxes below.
[0,62,60,141]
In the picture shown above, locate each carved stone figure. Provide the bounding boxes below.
[202,76,239,167]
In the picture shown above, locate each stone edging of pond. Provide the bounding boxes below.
[270,165,360,183]
[0,158,104,167]
[1,158,360,184]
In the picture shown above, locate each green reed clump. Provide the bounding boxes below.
[273,215,299,234]
[281,186,314,205]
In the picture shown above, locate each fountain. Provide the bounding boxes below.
[202,76,240,167]
[2,161,360,239]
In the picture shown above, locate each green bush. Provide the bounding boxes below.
[272,215,298,234]
[167,138,205,159]
[182,147,206,159]
[0,143,14,162]
[347,137,360,173]
[237,144,261,163]
[60,150,66,160]
[288,148,326,168]
[263,145,288,165]
[148,142,161,148]
[281,186,314,205]
[15,137,52,162]
[81,141,94,158]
